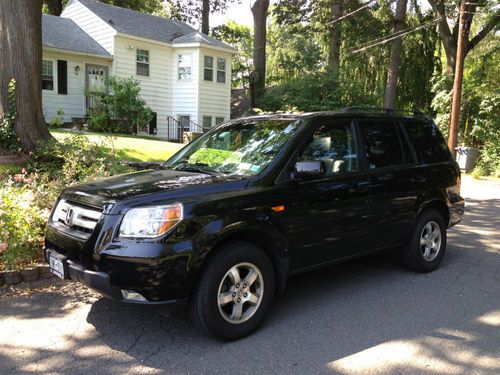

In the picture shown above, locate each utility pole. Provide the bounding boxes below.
[448,0,469,157]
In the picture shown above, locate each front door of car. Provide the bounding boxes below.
[282,119,374,271]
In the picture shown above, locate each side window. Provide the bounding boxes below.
[298,121,358,175]
[358,120,405,169]
[204,56,213,81]
[136,49,149,76]
[178,54,192,80]
[42,60,54,90]
[404,119,452,164]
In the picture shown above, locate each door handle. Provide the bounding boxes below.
[411,176,426,183]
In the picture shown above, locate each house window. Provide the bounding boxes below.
[204,56,213,81]
[42,60,54,90]
[178,54,192,80]
[202,116,212,130]
[215,117,225,125]
[217,58,226,83]
[136,49,149,76]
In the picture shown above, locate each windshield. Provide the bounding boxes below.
[163,119,301,176]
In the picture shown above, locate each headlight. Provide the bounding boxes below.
[118,203,183,238]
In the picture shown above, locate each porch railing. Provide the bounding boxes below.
[166,116,204,142]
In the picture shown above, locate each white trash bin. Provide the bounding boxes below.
[455,146,479,171]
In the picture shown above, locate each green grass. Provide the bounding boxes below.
[51,129,183,162]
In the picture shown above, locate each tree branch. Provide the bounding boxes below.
[467,12,500,53]
[427,0,452,39]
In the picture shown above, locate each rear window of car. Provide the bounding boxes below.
[357,120,408,169]
[403,119,452,164]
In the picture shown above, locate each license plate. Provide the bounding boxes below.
[49,252,66,279]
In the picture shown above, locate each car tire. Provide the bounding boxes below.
[401,208,447,273]
[189,241,275,341]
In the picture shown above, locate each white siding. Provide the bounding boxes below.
[114,35,174,137]
[41,50,110,123]
[197,47,232,128]
[171,47,200,131]
[61,0,116,54]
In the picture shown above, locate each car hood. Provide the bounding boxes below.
[61,168,247,209]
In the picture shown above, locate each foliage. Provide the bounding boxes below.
[471,93,500,177]
[212,21,253,88]
[99,0,163,13]
[0,134,132,270]
[0,183,47,270]
[0,79,18,150]
[161,0,235,26]
[49,108,65,128]
[85,76,153,134]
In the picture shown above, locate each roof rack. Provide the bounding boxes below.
[341,107,425,116]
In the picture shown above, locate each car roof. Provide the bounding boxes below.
[233,110,430,123]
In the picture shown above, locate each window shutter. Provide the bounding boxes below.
[57,60,67,95]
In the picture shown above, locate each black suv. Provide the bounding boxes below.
[44,109,464,340]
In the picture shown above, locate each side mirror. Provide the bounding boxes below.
[293,160,326,180]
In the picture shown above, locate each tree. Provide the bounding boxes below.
[44,0,65,15]
[250,0,270,107]
[1,0,53,152]
[328,0,343,78]
[163,0,235,34]
[383,0,408,109]
[43,0,164,15]
[212,21,253,88]
[427,0,499,77]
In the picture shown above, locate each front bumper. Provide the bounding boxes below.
[43,248,186,305]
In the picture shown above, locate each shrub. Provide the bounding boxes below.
[49,108,65,128]
[86,76,153,134]
[471,93,500,177]
[0,134,132,270]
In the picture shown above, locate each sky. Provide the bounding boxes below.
[211,0,275,28]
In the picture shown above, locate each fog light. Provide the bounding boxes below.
[121,290,147,302]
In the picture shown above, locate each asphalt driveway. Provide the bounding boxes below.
[1,176,499,374]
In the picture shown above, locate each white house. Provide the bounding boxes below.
[41,0,236,140]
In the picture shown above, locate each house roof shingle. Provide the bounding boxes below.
[42,14,111,57]
[77,0,236,52]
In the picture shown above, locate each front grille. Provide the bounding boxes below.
[51,199,102,236]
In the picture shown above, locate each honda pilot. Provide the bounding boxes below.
[44,109,464,340]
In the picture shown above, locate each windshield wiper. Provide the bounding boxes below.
[173,163,217,175]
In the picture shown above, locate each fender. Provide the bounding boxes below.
[185,213,291,296]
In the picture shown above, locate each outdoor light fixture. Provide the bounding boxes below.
[74,65,80,75]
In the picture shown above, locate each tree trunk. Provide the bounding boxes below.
[328,0,343,79]
[44,0,63,16]
[201,0,209,35]
[448,0,469,157]
[383,0,407,109]
[0,0,52,152]
[250,0,269,108]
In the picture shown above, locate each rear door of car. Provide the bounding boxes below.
[355,117,424,250]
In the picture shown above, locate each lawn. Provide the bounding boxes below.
[51,129,183,162]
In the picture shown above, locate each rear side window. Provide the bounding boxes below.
[357,120,405,169]
[403,119,452,164]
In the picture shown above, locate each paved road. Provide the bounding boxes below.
[1,177,499,374]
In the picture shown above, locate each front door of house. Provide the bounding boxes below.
[85,64,108,114]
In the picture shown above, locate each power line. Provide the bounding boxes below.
[349,16,444,51]
[347,16,446,54]
[330,0,377,25]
